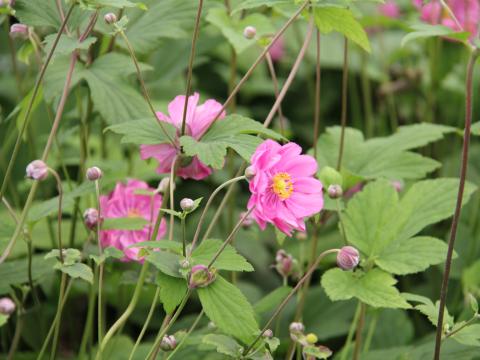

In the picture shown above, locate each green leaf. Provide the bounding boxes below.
[145,251,183,278]
[253,286,292,315]
[313,7,370,52]
[43,55,85,101]
[471,122,480,136]
[0,255,56,294]
[106,117,177,145]
[43,35,97,60]
[302,345,333,359]
[55,262,94,284]
[102,217,149,231]
[15,0,64,28]
[198,276,260,344]
[85,0,142,8]
[90,246,124,265]
[232,0,292,13]
[128,240,183,253]
[15,86,45,136]
[45,248,81,266]
[180,135,227,169]
[451,324,480,346]
[206,8,275,54]
[401,24,470,47]
[202,334,243,358]
[156,272,188,314]
[321,268,411,309]
[375,236,451,275]
[402,293,454,328]
[191,239,254,272]
[0,314,8,328]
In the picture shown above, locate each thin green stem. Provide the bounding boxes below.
[181,217,186,257]
[166,310,204,360]
[336,37,349,171]
[353,303,366,360]
[49,169,64,263]
[313,30,321,158]
[340,302,362,360]
[78,265,98,359]
[50,273,67,360]
[363,310,378,353]
[7,311,24,360]
[94,180,104,344]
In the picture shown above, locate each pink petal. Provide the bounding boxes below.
[190,99,225,139]
[167,93,200,130]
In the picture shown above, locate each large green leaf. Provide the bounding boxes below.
[106,118,177,145]
[402,293,454,329]
[321,268,411,309]
[198,276,259,344]
[401,24,470,47]
[206,8,274,54]
[313,7,370,52]
[202,334,244,358]
[232,0,292,13]
[145,251,184,278]
[55,262,94,284]
[191,239,254,272]
[156,272,188,314]
[43,34,97,60]
[451,324,480,347]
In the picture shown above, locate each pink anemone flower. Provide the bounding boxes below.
[140,93,225,180]
[247,140,324,236]
[378,0,401,18]
[268,36,285,62]
[100,179,167,261]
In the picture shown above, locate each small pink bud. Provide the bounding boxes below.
[86,166,102,181]
[275,249,294,277]
[26,160,48,180]
[157,178,171,194]
[243,26,257,39]
[83,208,100,230]
[180,198,195,212]
[327,184,343,199]
[289,322,305,334]
[10,23,28,39]
[0,297,15,315]
[160,335,177,351]
[391,180,403,192]
[263,329,273,338]
[188,264,215,288]
[104,12,117,24]
[240,211,254,228]
[337,246,360,270]
[245,166,256,180]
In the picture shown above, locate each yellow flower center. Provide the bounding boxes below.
[127,208,141,218]
[272,172,293,200]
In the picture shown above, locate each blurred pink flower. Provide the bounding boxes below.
[100,179,167,261]
[268,36,284,61]
[140,93,225,180]
[247,140,323,236]
[378,0,401,18]
[413,0,480,39]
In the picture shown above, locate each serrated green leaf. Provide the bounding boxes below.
[253,286,292,315]
[156,272,188,314]
[302,345,332,359]
[451,324,480,346]
[145,251,183,278]
[128,240,183,253]
[402,293,454,328]
[15,86,44,136]
[102,217,149,231]
[180,135,226,169]
[86,0,140,8]
[191,239,254,272]
[202,334,243,357]
[313,7,370,52]
[43,35,97,60]
[90,246,124,265]
[45,248,81,266]
[106,118,177,145]
[55,262,94,284]
[198,276,260,343]
[232,0,291,13]
[15,0,86,29]
[401,24,470,47]
[321,268,411,309]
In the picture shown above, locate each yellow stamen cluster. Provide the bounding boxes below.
[127,208,141,218]
[272,172,293,200]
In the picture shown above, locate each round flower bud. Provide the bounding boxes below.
[0,297,15,315]
[289,322,305,334]
[240,211,254,228]
[86,166,103,181]
[188,264,215,288]
[263,329,273,338]
[337,246,360,270]
[26,160,48,181]
[180,259,190,269]
[83,208,100,230]
[391,180,403,192]
[244,166,256,180]
[180,198,195,212]
[327,184,343,199]
[104,12,117,24]
[243,26,257,39]
[10,23,28,39]
[160,335,177,351]
[157,178,172,194]
[275,249,294,278]
[305,333,318,344]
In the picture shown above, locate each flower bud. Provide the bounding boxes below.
[10,23,28,39]
[275,249,294,278]
[86,166,103,181]
[243,26,256,39]
[327,184,343,199]
[180,198,195,212]
[160,335,177,351]
[180,259,190,269]
[240,211,254,228]
[83,208,100,230]
[263,329,273,338]
[305,333,318,344]
[104,12,117,24]
[391,180,403,192]
[337,246,360,270]
[289,322,305,334]
[26,160,48,181]
[188,264,215,288]
[0,297,15,315]
[157,178,171,194]
[244,166,256,180]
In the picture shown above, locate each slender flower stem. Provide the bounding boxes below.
[7,310,24,360]
[181,0,204,136]
[353,302,366,360]
[181,217,187,257]
[336,38,349,171]
[50,273,67,360]
[95,180,104,344]
[0,3,76,200]
[117,30,176,146]
[433,48,480,360]
[313,30,321,158]
[189,176,246,255]
[265,52,285,136]
[243,249,340,356]
[165,310,204,360]
[211,0,310,122]
[48,169,64,262]
[445,315,479,339]
[340,302,362,360]
[168,158,179,242]
[78,265,98,359]
[128,287,161,360]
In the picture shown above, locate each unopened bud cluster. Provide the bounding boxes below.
[275,249,296,278]
[188,264,216,288]
[86,166,103,181]
[180,198,195,212]
[10,23,28,39]
[104,12,117,24]
[84,208,100,230]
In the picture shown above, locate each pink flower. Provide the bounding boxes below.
[268,36,285,62]
[413,0,480,39]
[247,140,323,236]
[100,179,167,261]
[140,93,225,180]
[378,0,401,18]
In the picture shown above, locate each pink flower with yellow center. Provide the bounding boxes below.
[140,93,225,180]
[247,140,324,236]
[100,179,167,261]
